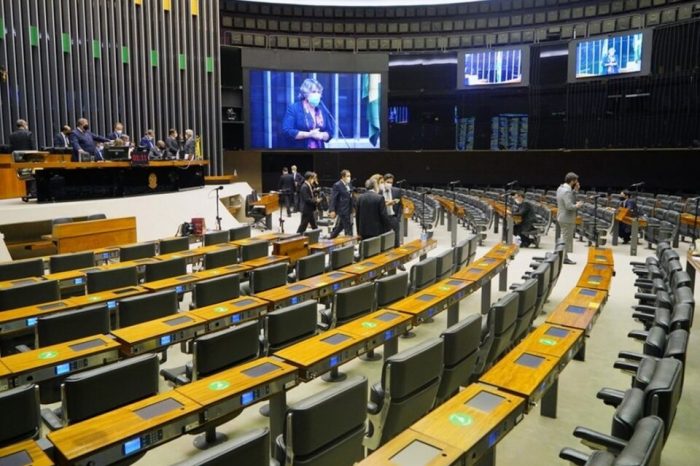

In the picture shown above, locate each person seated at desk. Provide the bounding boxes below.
[618,190,637,244]
[107,122,126,141]
[54,125,71,148]
[512,192,537,248]
[149,140,167,160]
[70,118,110,162]
[139,129,156,152]
[9,119,35,151]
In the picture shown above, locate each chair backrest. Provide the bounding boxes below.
[49,251,95,273]
[453,238,470,270]
[530,262,551,313]
[474,305,497,376]
[87,213,107,220]
[0,279,60,311]
[229,225,251,241]
[368,339,444,449]
[86,266,138,294]
[333,282,376,326]
[265,300,318,353]
[467,234,479,262]
[203,230,230,246]
[51,217,72,225]
[511,278,539,342]
[303,228,322,245]
[296,253,326,281]
[37,304,110,347]
[250,263,287,294]
[434,248,455,280]
[144,257,187,282]
[410,257,437,293]
[436,314,481,405]
[193,274,241,308]
[330,244,354,270]
[485,292,520,365]
[0,258,44,281]
[613,416,665,466]
[193,321,260,380]
[279,376,367,466]
[119,242,157,262]
[117,289,179,328]
[62,354,159,425]
[240,241,269,262]
[375,272,409,307]
[159,236,190,255]
[204,248,240,269]
[0,384,40,447]
[172,428,271,466]
[360,236,382,260]
[379,231,395,251]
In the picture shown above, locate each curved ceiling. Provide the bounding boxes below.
[235,0,484,6]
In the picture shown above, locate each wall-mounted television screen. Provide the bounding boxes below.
[568,30,652,81]
[248,70,382,150]
[457,46,530,89]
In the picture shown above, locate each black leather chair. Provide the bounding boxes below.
[119,242,157,262]
[615,327,689,384]
[0,257,44,281]
[229,224,252,241]
[117,289,178,328]
[294,253,325,281]
[243,262,288,295]
[329,244,354,270]
[434,247,454,280]
[240,241,269,262]
[0,279,60,311]
[245,192,268,231]
[365,339,444,451]
[191,274,240,309]
[204,248,240,269]
[275,376,368,466]
[173,428,275,466]
[483,292,520,367]
[159,236,190,255]
[379,231,395,252]
[473,304,496,378]
[409,257,437,293]
[203,230,230,246]
[435,314,481,406]
[359,236,381,260]
[86,266,138,293]
[0,384,40,447]
[453,238,470,271]
[262,300,318,355]
[144,257,187,282]
[375,272,408,308]
[510,278,539,343]
[49,251,95,273]
[303,228,322,245]
[321,282,376,330]
[36,304,110,347]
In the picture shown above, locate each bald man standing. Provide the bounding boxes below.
[9,119,35,151]
[69,118,109,162]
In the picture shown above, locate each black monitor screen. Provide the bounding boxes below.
[545,327,570,338]
[242,362,280,378]
[566,305,586,314]
[515,353,545,369]
[579,288,597,297]
[0,450,32,466]
[69,338,105,352]
[287,284,309,291]
[234,298,258,307]
[38,301,67,311]
[134,398,183,420]
[375,312,399,322]
[164,315,193,326]
[321,333,352,345]
[466,391,506,413]
[389,440,443,466]
[417,294,437,302]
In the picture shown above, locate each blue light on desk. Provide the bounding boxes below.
[102,252,110,260]
[123,438,142,456]
[26,317,38,327]
[160,335,172,346]
[488,429,499,447]
[241,391,255,406]
[427,308,435,317]
[107,300,117,310]
[332,283,340,291]
[55,363,70,375]
[231,313,242,323]
[74,277,84,285]
[329,356,340,367]
[176,286,184,293]
[384,329,394,340]
[290,297,299,305]
[368,271,376,278]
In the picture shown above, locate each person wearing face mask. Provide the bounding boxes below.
[108,122,126,141]
[356,176,391,240]
[556,172,583,264]
[282,78,335,149]
[512,192,537,248]
[139,129,156,151]
[70,118,110,162]
[329,169,354,238]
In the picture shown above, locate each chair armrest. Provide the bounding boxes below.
[632,312,654,325]
[573,427,627,453]
[558,448,591,466]
[634,292,657,302]
[41,407,64,431]
[368,382,385,415]
[596,387,625,407]
[631,304,658,315]
[613,359,641,373]
[617,350,645,361]
[627,329,649,342]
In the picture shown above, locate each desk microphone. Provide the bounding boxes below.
[395,179,407,185]
[213,186,224,191]
[630,181,645,188]
[505,180,519,187]
[448,180,460,186]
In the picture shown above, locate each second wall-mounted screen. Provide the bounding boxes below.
[458,46,530,89]
[248,70,382,150]
[569,30,652,81]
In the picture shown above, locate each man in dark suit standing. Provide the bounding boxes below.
[297,172,319,233]
[9,119,35,151]
[329,169,354,238]
[69,118,109,162]
[278,167,295,217]
[291,165,303,212]
[356,177,391,240]
[165,128,180,158]
[54,125,71,148]
[513,192,538,247]
[383,173,403,247]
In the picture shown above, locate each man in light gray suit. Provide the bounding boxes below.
[556,172,582,264]
[182,129,195,159]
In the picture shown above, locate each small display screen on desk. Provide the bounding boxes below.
[545,327,570,338]
[417,294,438,302]
[287,284,309,291]
[242,362,280,378]
[123,438,142,456]
[26,317,37,327]
[592,264,608,271]
[447,279,464,286]
[0,450,32,466]
[515,353,545,369]
[595,255,607,261]
[241,391,255,405]
[375,312,399,322]
[481,258,497,264]
[107,300,117,310]
[321,333,352,345]
[164,316,193,327]
[234,298,257,307]
[37,301,67,311]
[55,363,71,375]
[73,278,84,285]
[566,305,586,315]
[466,390,506,413]
[361,262,376,267]
[69,338,105,352]
[327,272,346,279]
[390,440,443,466]
[82,267,102,273]
[113,287,139,294]
[176,276,193,282]
[11,279,38,286]
[467,268,484,274]
[579,289,597,297]
[134,397,183,420]
[588,275,603,282]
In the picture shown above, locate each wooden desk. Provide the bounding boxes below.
[612,208,647,256]
[176,357,298,450]
[49,217,137,254]
[141,264,249,294]
[156,243,239,266]
[274,329,366,382]
[231,237,270,248]
[49,391,201,466]
[0,439,54,466]
[272,236,308,265]
[0,276,45,290]
[484,243,519,291]
[256,232,299,242]
[680,212,700,228]
[0,360,10,392]
[1,335,120,389]
[241,255,288,269]
[253,193,279,215]
[254,271,355,310]
[451,256,506,313]
[479,346,560,418]
[546,287,608,357]
[587,247,614,267]
[336,309,412,360]
[411,383,526,466]
[357,429,463,466]
[576,264,613,291]
[308,235,359,254]
[111,313,208,357]
[388,278,477,328]
[686,250,700,290]
[45,258,159,294]
[190,296,269,332]
[519,323,585,366]
[340,257,392,282]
